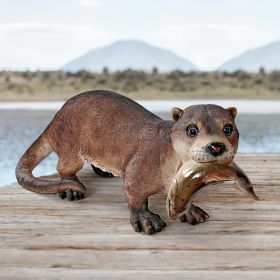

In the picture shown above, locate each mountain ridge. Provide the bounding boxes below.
[62,40,198,73]
[219,41,280,72]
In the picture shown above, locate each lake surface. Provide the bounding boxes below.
[1,108,280,186]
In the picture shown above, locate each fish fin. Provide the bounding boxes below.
[234,178,260,201]
[229,162,260,201]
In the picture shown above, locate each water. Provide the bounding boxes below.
[1,109,280,186]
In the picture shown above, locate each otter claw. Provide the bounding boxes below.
[58,189,85,201]
[66,189,74,201]
[72,191,78,200]
[59,192,66,199]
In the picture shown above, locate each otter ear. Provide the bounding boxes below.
[171,107,183,121]
[227,107,237,119]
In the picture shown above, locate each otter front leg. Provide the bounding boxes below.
[124,188,166,235]
[130,200,166,235]
[179,204,209,225]
[123,150,166,234]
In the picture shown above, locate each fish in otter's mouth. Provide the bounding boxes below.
[166,160,259,220]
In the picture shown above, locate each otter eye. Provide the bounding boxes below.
[224,124,233,136]
[186,124,198,137]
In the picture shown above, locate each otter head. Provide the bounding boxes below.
[171,104,239,164]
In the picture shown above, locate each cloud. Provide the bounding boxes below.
[153,23,264,41]
[0,21,110,41]
[73,0,103,7]
[0,21,100,32]
[225,0,254,8]
[0,21,111,70]
[0,22,69,31]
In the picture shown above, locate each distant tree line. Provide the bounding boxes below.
[0,68,280,100]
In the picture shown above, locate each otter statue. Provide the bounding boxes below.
[16,90,250,234]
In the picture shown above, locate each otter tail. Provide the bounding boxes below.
[15,133,86,195]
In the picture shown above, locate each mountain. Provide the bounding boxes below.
[62,40,198,73]
[219,41,280,72]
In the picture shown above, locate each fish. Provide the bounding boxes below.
[166,160,259,219]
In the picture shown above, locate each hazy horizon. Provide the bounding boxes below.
[1,0,280,71]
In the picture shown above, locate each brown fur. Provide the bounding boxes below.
[16,90,239,234]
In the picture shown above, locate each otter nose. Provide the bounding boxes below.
[206,142,226,157]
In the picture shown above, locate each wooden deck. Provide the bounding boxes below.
[1,154,280,279]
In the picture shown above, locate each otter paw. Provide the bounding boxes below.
[179,204,209,225]
[91,165,114,178]
[59,189,85,201]
[130,210,166,235]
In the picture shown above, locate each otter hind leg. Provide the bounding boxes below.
[59,188,85,201]
[91,164,114,178]
[57,157,86,201]
[179,204,209,225]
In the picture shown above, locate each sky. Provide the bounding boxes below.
[0,0,280,71]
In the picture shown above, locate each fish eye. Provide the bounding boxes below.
[223,124,233,136]
[186,124,198,137]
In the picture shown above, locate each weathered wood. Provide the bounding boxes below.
[1,154,280,279]
[2,269,280,280]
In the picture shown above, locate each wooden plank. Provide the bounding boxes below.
[1,249,280,271]
[2,234,280,251]
[2,269,280,280]
[1,154,280,279]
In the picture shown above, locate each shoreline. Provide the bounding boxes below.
[0,99,280,113]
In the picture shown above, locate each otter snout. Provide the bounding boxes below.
[206,142,226,157]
